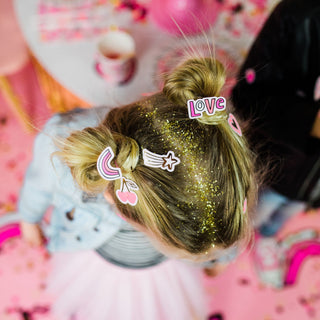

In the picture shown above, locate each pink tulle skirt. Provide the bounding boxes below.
[47,251,207,320]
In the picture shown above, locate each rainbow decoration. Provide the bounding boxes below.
[254,229,320,288]
[0,213,21,246]
[284,241,320,286]
[97,146,121,180]
[0,223,20,246]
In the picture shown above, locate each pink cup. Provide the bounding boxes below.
[95,29,136,84]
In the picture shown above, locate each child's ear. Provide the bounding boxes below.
[104,190,127,222]
[104,190,115,205]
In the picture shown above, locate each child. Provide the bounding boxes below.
[232,0,320,236]
[19,56,258,320]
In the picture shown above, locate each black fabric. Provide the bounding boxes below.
[232,0,320,207]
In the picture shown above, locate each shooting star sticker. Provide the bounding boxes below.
[143,149,180,172]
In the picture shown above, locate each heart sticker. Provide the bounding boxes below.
[228,113,242,136]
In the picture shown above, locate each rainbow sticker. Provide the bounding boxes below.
[97,147,122,181]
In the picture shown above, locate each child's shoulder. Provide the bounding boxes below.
[43,106,111,137]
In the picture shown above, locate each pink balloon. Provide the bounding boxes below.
[149,0,222,35]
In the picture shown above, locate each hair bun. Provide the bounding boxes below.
[114,134,140,173]
[163,58,227,125]
[163,57,226,103]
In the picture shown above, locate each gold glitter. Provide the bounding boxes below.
[139,104,227,250]
[154,112,221,238]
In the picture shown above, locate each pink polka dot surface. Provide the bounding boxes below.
[0,232,55,320]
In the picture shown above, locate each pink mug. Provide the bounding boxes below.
[95,29,136,84]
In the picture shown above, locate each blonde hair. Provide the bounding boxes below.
[56,56,258,254]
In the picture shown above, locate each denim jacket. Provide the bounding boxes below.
[18,107,124,252]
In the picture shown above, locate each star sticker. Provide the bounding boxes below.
[161,151,180,172]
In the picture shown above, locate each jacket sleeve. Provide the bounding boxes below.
[232,0,320,150]
[201,246,238,268]
[18,116,60,223]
